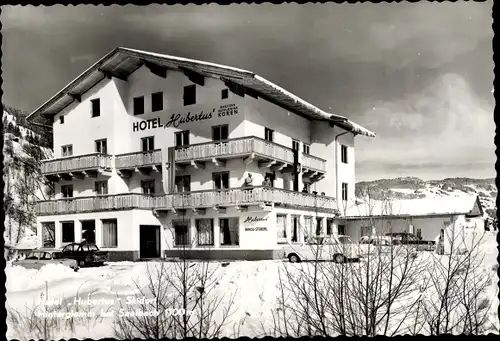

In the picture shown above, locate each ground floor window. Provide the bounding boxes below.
[304,216,313,239]
[81,220,96,244]
[42,222,55,248]
[61,221,75,243]
[326,219,334,235]
[416,228,422,240]
[102,219,118,247]
[291,216,299,242]
[174,221,190,246]
[337,224,345,235]
[277,214,287,242]
[316,217,323,236]
[196,219,214,246]
[220,218,239,246]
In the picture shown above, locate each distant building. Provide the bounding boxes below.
[26,47,375,261]
[337,195,485,252]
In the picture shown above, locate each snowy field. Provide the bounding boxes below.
[6,231,499,339]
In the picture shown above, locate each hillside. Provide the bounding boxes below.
[3,108,53,248]
[356,177,497,219]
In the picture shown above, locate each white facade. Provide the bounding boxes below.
[30,49,373,260]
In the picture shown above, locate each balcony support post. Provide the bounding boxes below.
[244,153,255,165]
[259,160,276,169]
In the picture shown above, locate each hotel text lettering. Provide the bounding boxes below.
[132,104,239,132]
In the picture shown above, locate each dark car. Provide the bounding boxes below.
[385,232,435,251]
[61,243,109,267]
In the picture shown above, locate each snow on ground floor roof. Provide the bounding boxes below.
[342,194,483,219]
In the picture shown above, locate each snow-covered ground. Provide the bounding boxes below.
[6,231,498,339]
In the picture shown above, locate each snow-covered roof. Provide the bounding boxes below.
[342,195,483,219]
[26,47,375,137]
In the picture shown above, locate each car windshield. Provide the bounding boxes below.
[338,236,352,244]
[26,252,41,260]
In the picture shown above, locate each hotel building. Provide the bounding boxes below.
[26,47,376,261]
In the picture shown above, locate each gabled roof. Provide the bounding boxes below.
[342,195,484,219]
[26,47,375,137]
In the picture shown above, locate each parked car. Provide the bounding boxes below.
[61,243,109,267]
[283,235,362,263]
[385,232,436,251]
[12,249,79,271]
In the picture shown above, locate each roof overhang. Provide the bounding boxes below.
[26,47,376,137]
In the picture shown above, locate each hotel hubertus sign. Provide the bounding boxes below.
[132,104,239,132]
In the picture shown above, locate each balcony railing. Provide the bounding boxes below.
[302,153,327,173]
[36,193,166,215]
[115,149,162,169]
[41,153,113,175]
[174,136,295,164]
[162,186,337,211]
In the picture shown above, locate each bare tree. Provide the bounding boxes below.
[419,221,495,334]
[113,207,241,338]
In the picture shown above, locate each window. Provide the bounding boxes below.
[174,221,190,246]
[141,180,155,195]
[277,214,287,242]
[151,92,163,112]
[316,217,322,236]
[416,228,422,240]
[221,88,229,99]
[303,143,310,155]
[95,181,108,195]
[102,219,118,248]
[326,219,334,235]
[291,216,299,243]
[61,222,75,243]
[304,216,313,238]
[141,136,155,152]
[175,175,191,192]
[196,219,214,246]
[42,222,55,248]
[212,125,229,142]
[220,218,239,246]
[133,96,145,115]
[61,144,73,157]
[213,172,229,190]
[183,85,196,106]
[264,128,274,142]
[341,145,348,164]
[342,182,348,201]
[292,140,300,151]
[95,139,107,154]
[337,224,345,236]
[91,98,100,117]
[61,185,74,198]
[81,220,96,244]
[59,116,64,124]
[175,130,190,147]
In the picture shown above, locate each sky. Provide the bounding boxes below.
[1,2,495,182]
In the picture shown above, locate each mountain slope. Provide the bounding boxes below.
[3,108,54,247]
[356,177,497,219]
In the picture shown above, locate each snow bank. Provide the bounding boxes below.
[6,263,82,292]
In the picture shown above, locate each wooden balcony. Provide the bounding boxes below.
[301,153,327,181]
[157,186,337,214]
[41,153,113,181]
[115,149,163,177]
[174,136,295,172]
[36,193,166,216]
